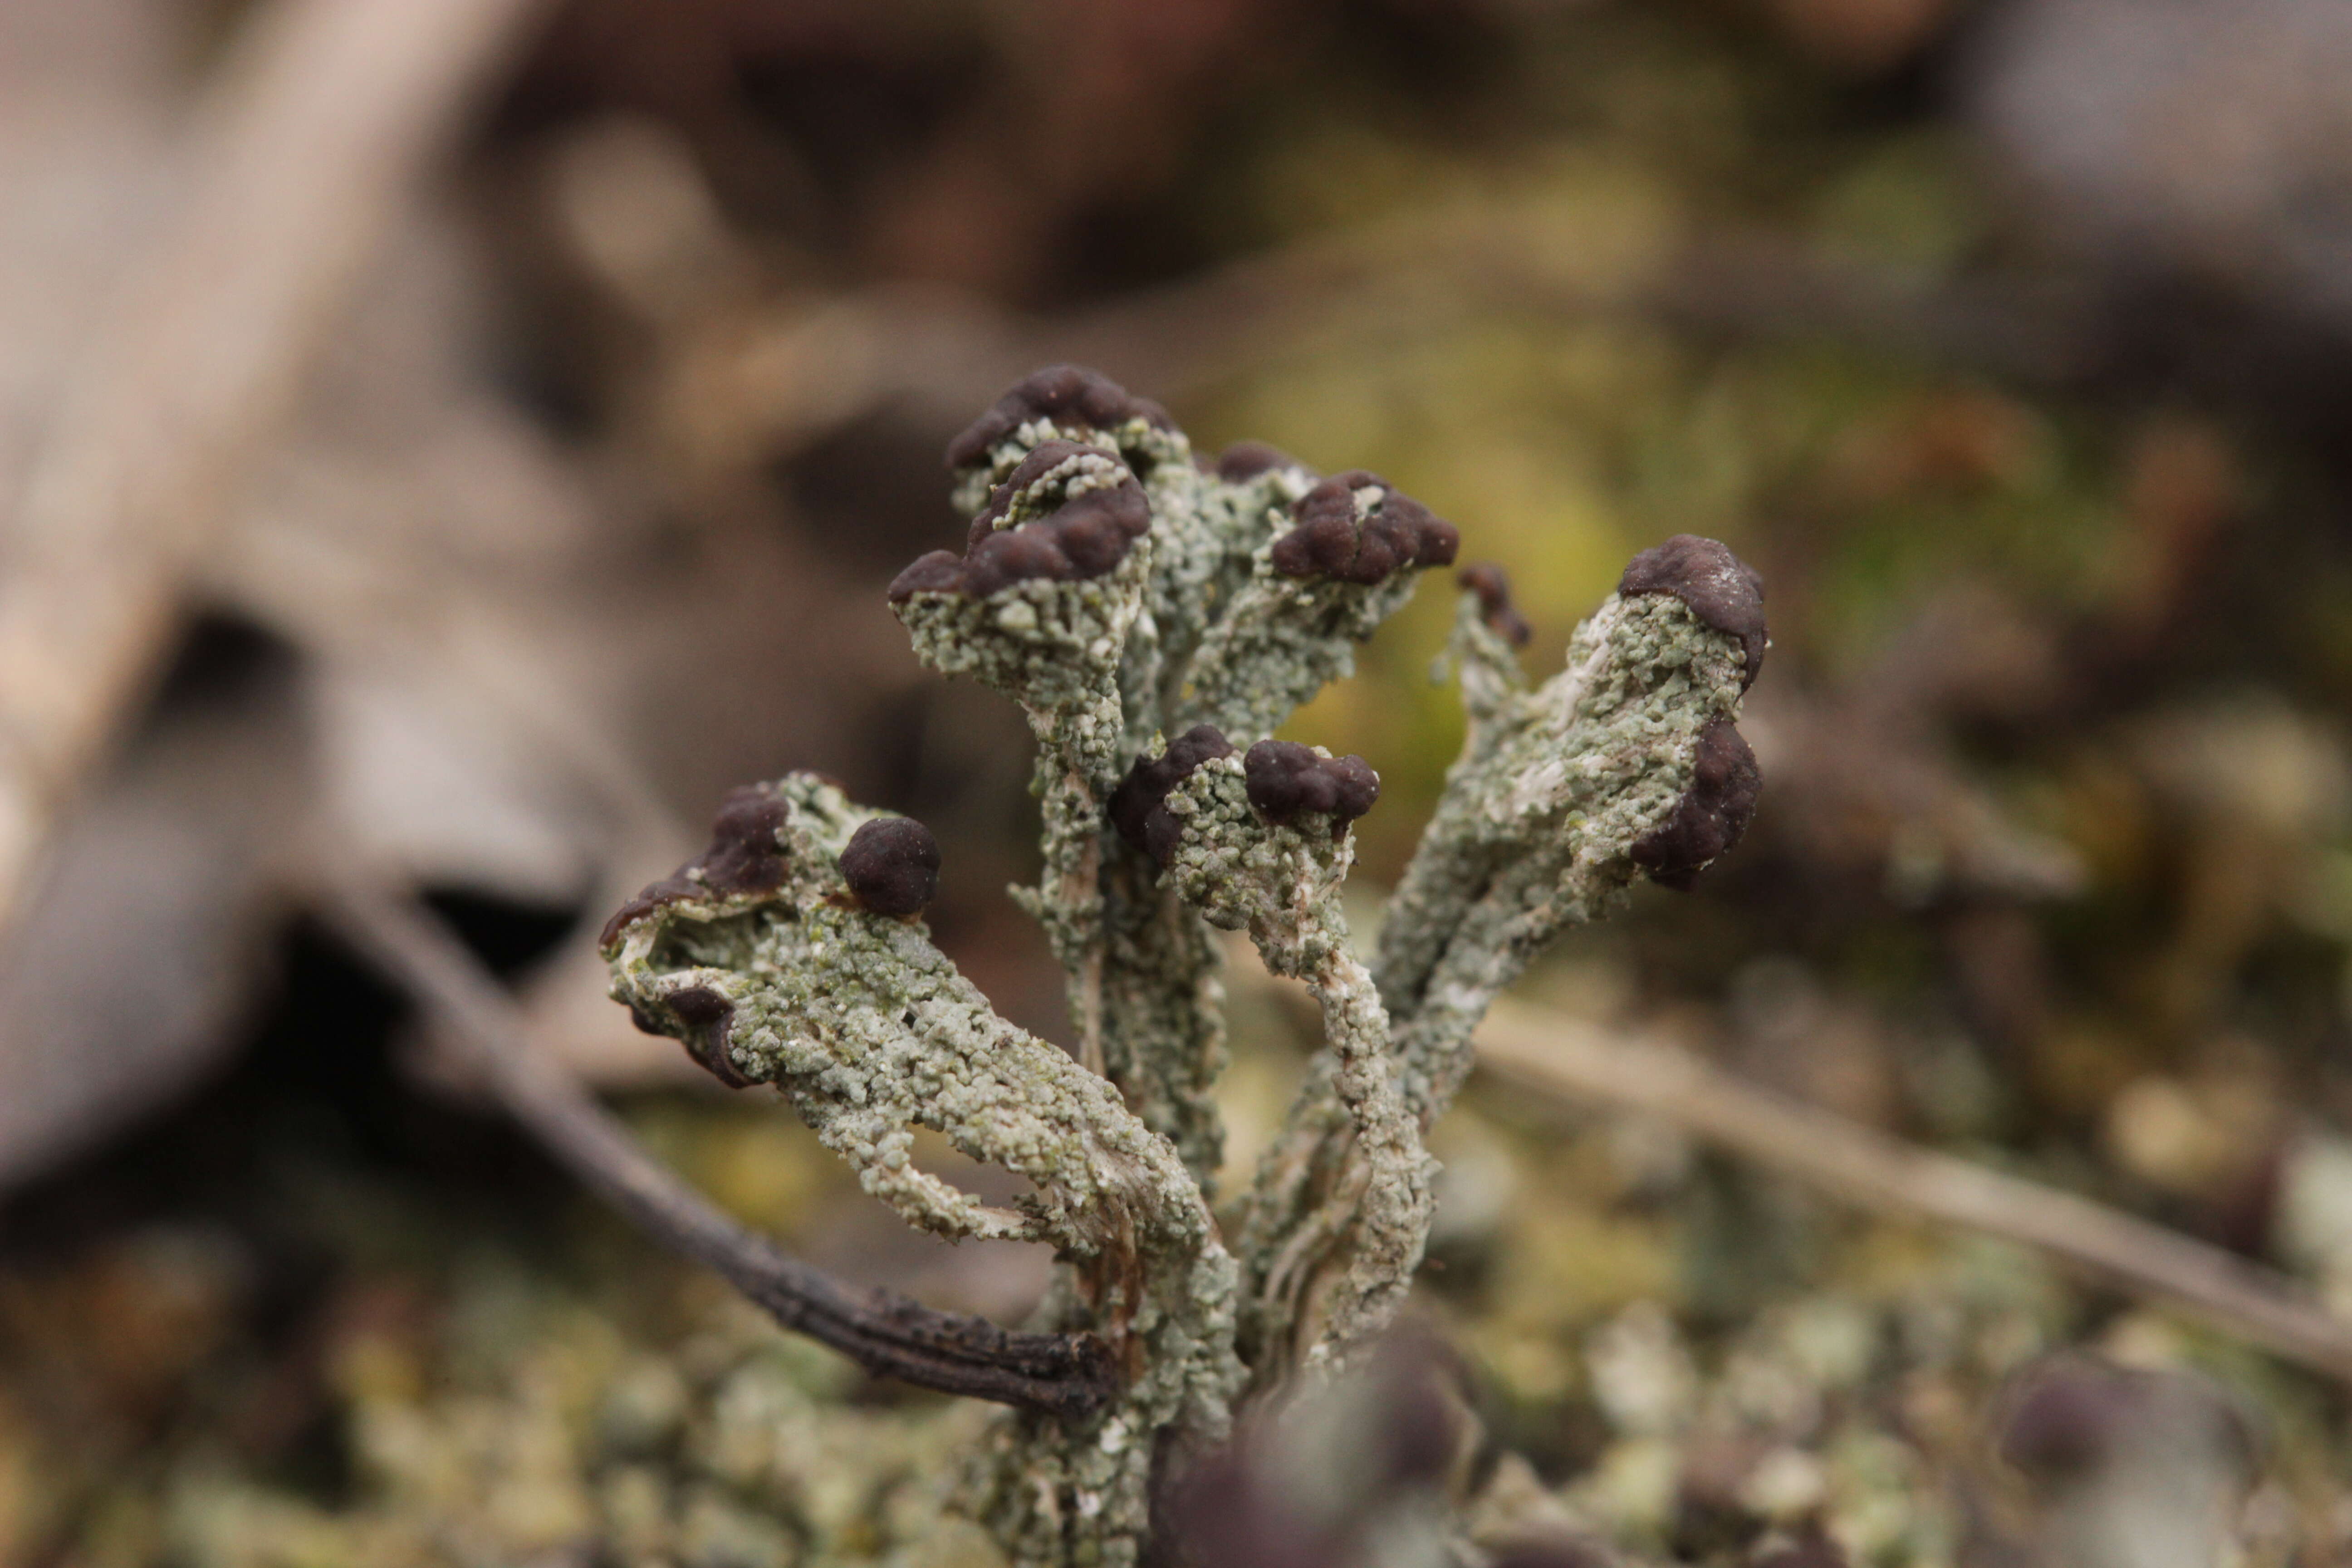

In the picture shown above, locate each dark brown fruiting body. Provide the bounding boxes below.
[1997,1357,2136,1480]
[1270,471,1459,585]
[965,439,1116,546]
[1214,440,1307,482]
[664,985,750,1088]
[889,480,1152,602]
[1631,719,1760,890]
[1994,1355,2256,1507]
[1994,1354,2260,1482]
[945,364,1174,472]
[1159,1444,1336,1568]
[1363,1333,1471,1490]
[1458,562,1533,647]
[839,817,942,916]
[1159,1335,1475,1568]
[599,786,792,950]
[1617,534,1767,689]
[1243,740,1380,837]
[1109,725,1235,865]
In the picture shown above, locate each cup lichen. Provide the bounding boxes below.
[603,366,1765,1567]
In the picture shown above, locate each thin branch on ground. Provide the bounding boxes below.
[1043,216,2093,401]
[671,214,2093,485]
[1473,999,2352,1386]
[317,868,1119,1421]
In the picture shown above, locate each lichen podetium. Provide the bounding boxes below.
[603,365,1765,1566]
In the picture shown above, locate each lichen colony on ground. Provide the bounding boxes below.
[601,366,1764,1566]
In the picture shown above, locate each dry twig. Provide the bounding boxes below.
[1474,999,2352,1385]
[318,869,1118,1420]
[657,212,2092,476]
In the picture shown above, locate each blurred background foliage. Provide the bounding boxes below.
[5,0,2352,1562]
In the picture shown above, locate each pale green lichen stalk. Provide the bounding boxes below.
[1129,460,1318,750]
[1381,590,1752,1110]
[604,365,1764,1568]
[1230,588,1758,1374]
[607,775,1240,1565]
[1160,754,1435,1377]
[894,442,1156,1075]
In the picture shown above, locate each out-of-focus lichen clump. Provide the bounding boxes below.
[156,1266,1012,1568]
[15,1073,2352,1568]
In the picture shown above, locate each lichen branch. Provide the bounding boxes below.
[1153,744,1434,1377]
[318,867,1120,1420]
[599,771,1241,1566]
[895,436,1157,1072]
[1233,543,1764,1378]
